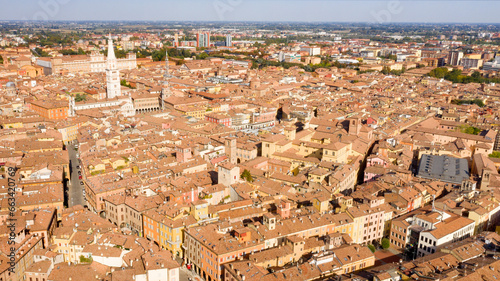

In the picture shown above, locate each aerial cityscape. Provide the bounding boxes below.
[1,1,500,281]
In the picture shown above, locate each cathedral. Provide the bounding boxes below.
[69,35,135,117]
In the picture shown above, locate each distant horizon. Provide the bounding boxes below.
[1,0,499,24]
[2,20,500,25]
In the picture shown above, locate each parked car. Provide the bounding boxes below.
[79,175,82,180]
[80,181,84,185]
[77,171,81,175]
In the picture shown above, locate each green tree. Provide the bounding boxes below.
[197,52,209,60]
[60,49,78,55]
[451,99,485,107]
[459,125,481,135]
[428,67,448,79]
[240,169,253,182]
[367,244,376,253]
[428,67,500,84]
[489,151,500,158]
[74,93,87,102]
[152,49,166,62]
[120,79,134,88]
[115,49,127,59]
[79,255,92,263]
[33,47,50,57]
[381,238,390,249]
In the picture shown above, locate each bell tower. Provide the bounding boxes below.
[161,50,171,109]
[106,34,121,99]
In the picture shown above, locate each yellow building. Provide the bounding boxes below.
[190,200,209,221]
[312,195,331,213]
[322,142,350,164]
[2,120,23,128]
[143,203,200,258]
[110,157,127,170]
[332,213,355,239]
[176,105,207,119]
[57,122,82,144]
[88,159,106,174]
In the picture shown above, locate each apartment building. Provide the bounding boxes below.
[104,194,162,236]
[29,100,69,120]
[417,216,475,257]
[346,200,387,245]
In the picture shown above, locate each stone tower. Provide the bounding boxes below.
[161,50,171,109]
[348,118,361,136]
[68,96,75,117]
[106,34,121,99]
[225,137,237,164]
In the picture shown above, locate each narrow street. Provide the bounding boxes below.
[67,142,85,208]
[179,266,203,281]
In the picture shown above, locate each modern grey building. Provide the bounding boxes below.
[417,154,469,184]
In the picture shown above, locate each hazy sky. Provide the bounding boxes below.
[1,0,499,23]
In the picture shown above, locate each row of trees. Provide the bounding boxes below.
[451,98,485,107]
[428,67,500,84]
[367,238,391,253]
[250,57,358,73]
[459,124,481,135]
[59,48,87,56]
[32,48,50,57]
[134,48,198,61]
[381,66,406,76]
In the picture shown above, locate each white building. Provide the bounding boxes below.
[70,97,135,117]
[301,46,321,56]
[483,57,500,71]
[417,215,475,257]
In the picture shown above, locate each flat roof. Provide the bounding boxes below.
[417,154,469,185]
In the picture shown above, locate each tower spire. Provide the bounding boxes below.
[161,50,170,110]
[106,34,120,99]
[164,50,169,81]
[107,34,116,60]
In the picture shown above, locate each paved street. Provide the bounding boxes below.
[67,143,85,208]
[179,266,203,281]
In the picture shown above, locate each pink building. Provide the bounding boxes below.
[205,113,232,127]
[251,110,275,124]
[176,145,192,163]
